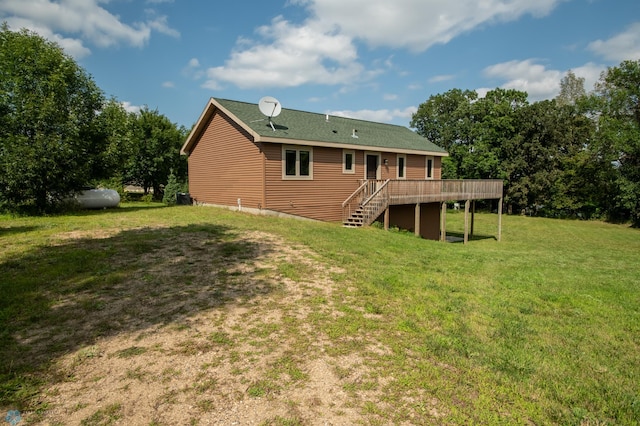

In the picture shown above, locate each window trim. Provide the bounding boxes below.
[397,154,406,179]
[426,156,434,179]
[342,149,355,174]
[282,145,313,180]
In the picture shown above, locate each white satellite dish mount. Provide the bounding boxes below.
[258,96,282,131]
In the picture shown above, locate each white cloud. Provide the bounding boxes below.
[0,0,178,57]
[182,58,205,80]
[329,106,417,123]
[588,22,640,62]
[482,59,563,100]
[383,94,399,101]
[479,59,606,100]
[429,74,455,83]
[475,87,491,99]
[162,81,175,88]
[2,16,92,58]
[304,0,566,52]
[145,12,180,39]
[205,0,567,91]
[121,101,142,114]
[204,16,364,89]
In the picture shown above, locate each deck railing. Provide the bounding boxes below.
[342,179,503,224]
[386,179,503,204]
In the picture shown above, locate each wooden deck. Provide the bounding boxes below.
[342,179,504,243]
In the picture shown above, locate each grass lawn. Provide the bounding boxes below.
[1,203,639,425]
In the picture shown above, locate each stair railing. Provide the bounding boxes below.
[358,180,391,226]
[342,180,369,223]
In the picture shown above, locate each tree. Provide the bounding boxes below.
[469,88,528,182]
[556,70,587,107]
[410,89,478,178]
[126,108,187,199]
[0,24,105,213]
[591,60,640,226]
[507,100,596,216]
[93,98,135,183]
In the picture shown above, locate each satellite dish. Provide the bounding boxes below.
[259,96,281,118]
[258,96,281,131]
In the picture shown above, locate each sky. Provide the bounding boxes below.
[1,0,639,128]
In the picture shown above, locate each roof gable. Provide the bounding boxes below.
[182,98,448,156]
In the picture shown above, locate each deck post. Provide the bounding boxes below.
[464,199,470,244]
[414,203,421,237]
[471,200,476,239]
[384,207,390,231]
[440,201,447,242]
[497,197,503,242]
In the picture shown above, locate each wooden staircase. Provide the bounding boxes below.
[342,180,390,227]
[343,206,365,227]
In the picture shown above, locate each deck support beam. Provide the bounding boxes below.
[497,197,503,242]
[414,203,421,237]
[384,207,389,231]
[471,200,476,239]
[464,199,470,244]
[440,201,447,242]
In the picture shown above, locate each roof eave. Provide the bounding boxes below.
[259,136,448,157]
[181,98,261,155]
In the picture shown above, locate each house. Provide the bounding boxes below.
[181,98,503,242]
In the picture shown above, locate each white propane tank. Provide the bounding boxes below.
[75,189,120,209]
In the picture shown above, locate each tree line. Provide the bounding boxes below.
[0,24,188,214]
[411,61,640,227]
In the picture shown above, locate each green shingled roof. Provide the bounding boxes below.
[215,98,447,155]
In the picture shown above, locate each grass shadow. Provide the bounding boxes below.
[0,223,274,408]
[445,231,496,243]
[0,226,40,237]
[59,203,168,217]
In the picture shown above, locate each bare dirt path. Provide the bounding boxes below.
[24,230,394,425]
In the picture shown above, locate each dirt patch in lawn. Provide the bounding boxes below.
[18,228,399,425]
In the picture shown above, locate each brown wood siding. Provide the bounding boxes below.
[187,110,264,208]
[407,154,427,179]
[433,156,442,179]
[384,203,440,240]
[419,203,441,240]
[263,145,364,222]
[377,153,443,181]
[387,205,416,231]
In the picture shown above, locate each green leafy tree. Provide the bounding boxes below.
[410,89,478,178]
[591,60,640,226]
[508,100,596,216]
[0,24,105,213]
[469,88,528,182]
[556,70,587,107]
[412,87,602,217]
[162,172,188,205]
[126,108,187,199]
[93,98,135,183]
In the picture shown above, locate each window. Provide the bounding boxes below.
[426,156,434,179]
[397,154,406,179]
[283,145,313,179]
[343,150,355,174]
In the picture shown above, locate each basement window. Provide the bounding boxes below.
[283,145,313,180]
